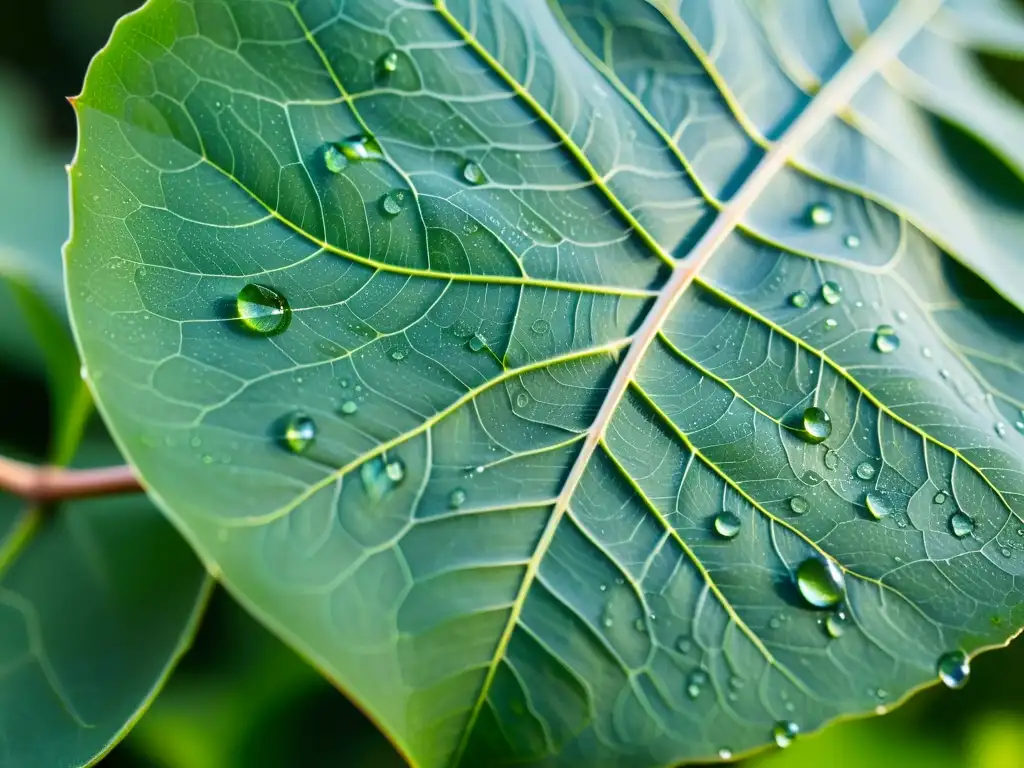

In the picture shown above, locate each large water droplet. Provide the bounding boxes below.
[378,49,399,73]
[714,511,742,539]
[808,203,834,227]
[282,412,316,454]
[936,650,970,689]
[864,491,891,520]
[796,556,846,608]
[855,461,876,480]
[789,290,810,309]
[949,511,974,538]
[462,160,486,185]
[825,609,848,638]
[449,488,467,509]
[873,325,900,353]
[323,144,348,174]
[823,450,840,471]
[773,720,800,749]
[336,135,384,162]
[801,406,832,444]
[789,496,809,515]
[468,333,487,352]
[236,284,291,335]
[380,190,406,217]
[820,281,842,305]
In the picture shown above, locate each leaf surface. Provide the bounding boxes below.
[66,1,1024,765]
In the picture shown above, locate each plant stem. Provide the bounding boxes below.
[0,454,141,503]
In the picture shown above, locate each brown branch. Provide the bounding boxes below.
[0,455,142,503]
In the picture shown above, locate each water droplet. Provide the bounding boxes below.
[515,392,530,408]
[468,333,487,352]
[335,135,384,162]
[380,190,405,217]
[825,609,848,638]
[855,461,876,480]
[633,618,646,633]
[821,281,842,305]
[796,556,846,608]
[801,406,832,444]
[686,669,707,699]
[530,318,550,334]
[1001,547,1012,558]
[864,491,891,520]
[236,284,291,335]
[922,347,933,359]
[789,496,809,515]
[844,234,861,248]
[602,615,613,628]
[933,491,947,504]
[824,318,838,330]
[676,636,692,654]
[323,144,348,174]
[462,160,486,185]
[340,400,358,415]
[995,422,1007,437]
[378,49,399,73]
[390,346,408,361]
[463,221,479,235]
[937,650,970,689]
[939,368,950,379]
[873,325,900,353]
[773,720,800,749]
[789,290,810,309]
[282,412,316,454]
[718,748,733,760]
[449,488,467,509]
[949,511,974,538]
[714,511,742,539]
[802,470,823,485]
[1016,421,1024,433]
[823,449,840,471]
[808,203,834,226]
[385,460,405,482]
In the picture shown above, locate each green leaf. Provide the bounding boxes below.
[66,1,1024,765]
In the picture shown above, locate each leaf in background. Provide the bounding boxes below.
[66,1,1024,766]
[0,255,212,766]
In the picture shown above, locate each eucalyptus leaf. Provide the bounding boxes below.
[66,1,1024,766]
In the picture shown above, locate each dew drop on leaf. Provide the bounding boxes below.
[380,191,404,217]
[855,461,876,480]
[823,449,840,471]
[385,460,405,482]
[718,748,733,760]
[808,203,834,226]
[449,488,467,509]
[236,283,291,335]
[789,290,810,308]
[390,346,408,361]
[773,720,799,749]
[515,392,530,408]
[937,650,970,689]
[801,406,832,444]
[825,609,848,638]
[949,511,974,538]
[530,318,550,334]
[322,144,348,174]
[282,412,316,454]
[468,334,487,352]
[873,325,900,353]
[824,318,838,330]
[336,135,384,162]
[796,556,845,608]
[378,49,399,73]
[462,160,486,185]
[713,511,741,539]
[844,234,861,248]
[676,636,692,654]
[995,422,1007,437]
[864,491,891,520]
[820,280,842,305]
[789,496,809,515]
[340,400,358,415]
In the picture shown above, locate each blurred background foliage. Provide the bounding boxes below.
[1,1,1022,766]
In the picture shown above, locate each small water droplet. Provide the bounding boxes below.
[236,284,291,335]
[1015,421,1024,433]
[873,325,900,353]
[922,347,933,358]
[824,318,838,330]
[390,346,408,361]
[379,190,405,217]
[530,318,550,334]
[323,144,347,174]
[385,460,405,482]
[995,422,1007,437]
[949,511,974,538]
[789,290,810,309]
[864,491,891,520]
[821,280,842,305]
[773,720,799,749]
[823,449,840,471]
[939,368,950,379]
[282,412,316,454]
[789,496,809,515]
[713,511,742,539]
[602,615,613,628]
[896,310,909,322]
[468,333,487,352]
[449,488,467,509]
[825,609,848,638]
[855,461,876,480]
[462,160,486,185]
[378,49,399,73]
[796,556,846,608]
[808,203,834,226]
[340,400,358,415]
[633,618,646,633]
[801,406,832,444]
[1001,547,1012,558]
[844,234,860,248]
[676,636,692,654]
[937,650,970,689]
[515,392,530,408]
[463,221,479,235]
[335,135,384,162]
[686,669,707,699]
[718,748,733,760]
[802,470,823,485]
[933,491,947,504]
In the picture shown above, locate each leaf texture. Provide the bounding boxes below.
[66,0,1024,765]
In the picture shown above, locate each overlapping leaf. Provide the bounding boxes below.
[66,1,1024,765]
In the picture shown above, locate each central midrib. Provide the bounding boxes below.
[452,0,944,764]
